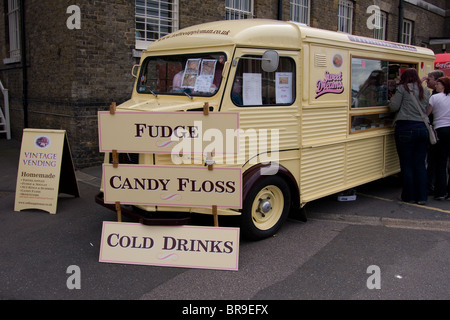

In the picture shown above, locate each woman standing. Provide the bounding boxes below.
[389,68,431,205]
[428,77,450,200]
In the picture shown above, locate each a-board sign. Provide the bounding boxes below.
[99,222,240,271]
[98,111,239,154]
[103,164,242,209]
[14,129,79,214]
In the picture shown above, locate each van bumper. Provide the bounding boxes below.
[95,192,192,226]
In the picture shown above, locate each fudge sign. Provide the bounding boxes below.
[98,111,239,154]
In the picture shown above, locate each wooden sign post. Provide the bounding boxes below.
[109,102,122,222]
[203,102,219,228]
[14,129,79,214]
[98,103,242,270]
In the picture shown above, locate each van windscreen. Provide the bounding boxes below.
[137,53,227,97]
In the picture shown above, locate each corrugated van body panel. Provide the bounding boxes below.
[300,144,346,200]
[301,107,348,143]
[384,134,400,175]
[236,107,300,166]
[346,137,384,184]
[299,135,400,203]
[153,107,300,168]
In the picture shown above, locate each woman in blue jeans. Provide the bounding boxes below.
[429,77,450,200]
[389,69,431,205]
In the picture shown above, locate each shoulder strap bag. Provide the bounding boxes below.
[409,91,438,145]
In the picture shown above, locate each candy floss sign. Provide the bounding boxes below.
[315,71,344,99]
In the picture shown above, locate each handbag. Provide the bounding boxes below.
[410,92,438,145]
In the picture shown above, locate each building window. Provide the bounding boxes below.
[225,0,254,20]
[337,0,353,34]
[373,11,387,40]
[135,0,179,50]
[290,0,310,25]
[4,0,21,64]
[402,19,413,45]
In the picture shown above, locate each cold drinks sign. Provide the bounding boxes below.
[99,222,240,271]
[98,109,241,270]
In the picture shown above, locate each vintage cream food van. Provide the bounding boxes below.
[96,19,435,240]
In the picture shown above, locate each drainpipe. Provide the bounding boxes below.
[398,0,404,43]
[20,0,28,128]
[278,0,283,20]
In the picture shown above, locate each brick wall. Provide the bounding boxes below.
[1,0,137,168]
[1,0,448,168]
[179,0,224,28]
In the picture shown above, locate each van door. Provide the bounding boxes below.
[223,48,302,240]
[223,48,301,164]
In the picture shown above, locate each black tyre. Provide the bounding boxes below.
[240,175,291,240]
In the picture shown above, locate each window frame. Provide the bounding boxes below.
[4,0,21,64]
[373,11,387,40]
[225,0,254,20]
[337,0,353,34]
[349,55,417,134]
[351,57,389,109]
[402,19,413,45]
[135,0,179,50]
[290,0,310,26]
[231,54,296,108]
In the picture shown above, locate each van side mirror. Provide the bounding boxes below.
[232,50,280,72]
[262,50,279,72]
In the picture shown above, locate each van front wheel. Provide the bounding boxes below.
[240,176,291,240]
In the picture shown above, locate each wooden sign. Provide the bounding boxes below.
[14,129,79,214]
[98,111,239,154]
[99,222,240,271]
[103,164,242,209]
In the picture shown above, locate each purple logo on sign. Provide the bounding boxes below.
[315,71,344,99]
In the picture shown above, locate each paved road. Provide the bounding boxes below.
[1,138,449,304]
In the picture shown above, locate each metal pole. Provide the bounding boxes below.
[20,0,28,128]
[278,0,283,21]
[398,0,404,43]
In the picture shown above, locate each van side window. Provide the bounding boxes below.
[351,58,416,108]
[351,58,389,108]
[232,56,295,106]
[350,57,416,133]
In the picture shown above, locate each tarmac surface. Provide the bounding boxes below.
[1,137,450,301]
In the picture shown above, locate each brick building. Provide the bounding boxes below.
[1,0,448,168]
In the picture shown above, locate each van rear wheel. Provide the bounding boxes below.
[240,176,291,240]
